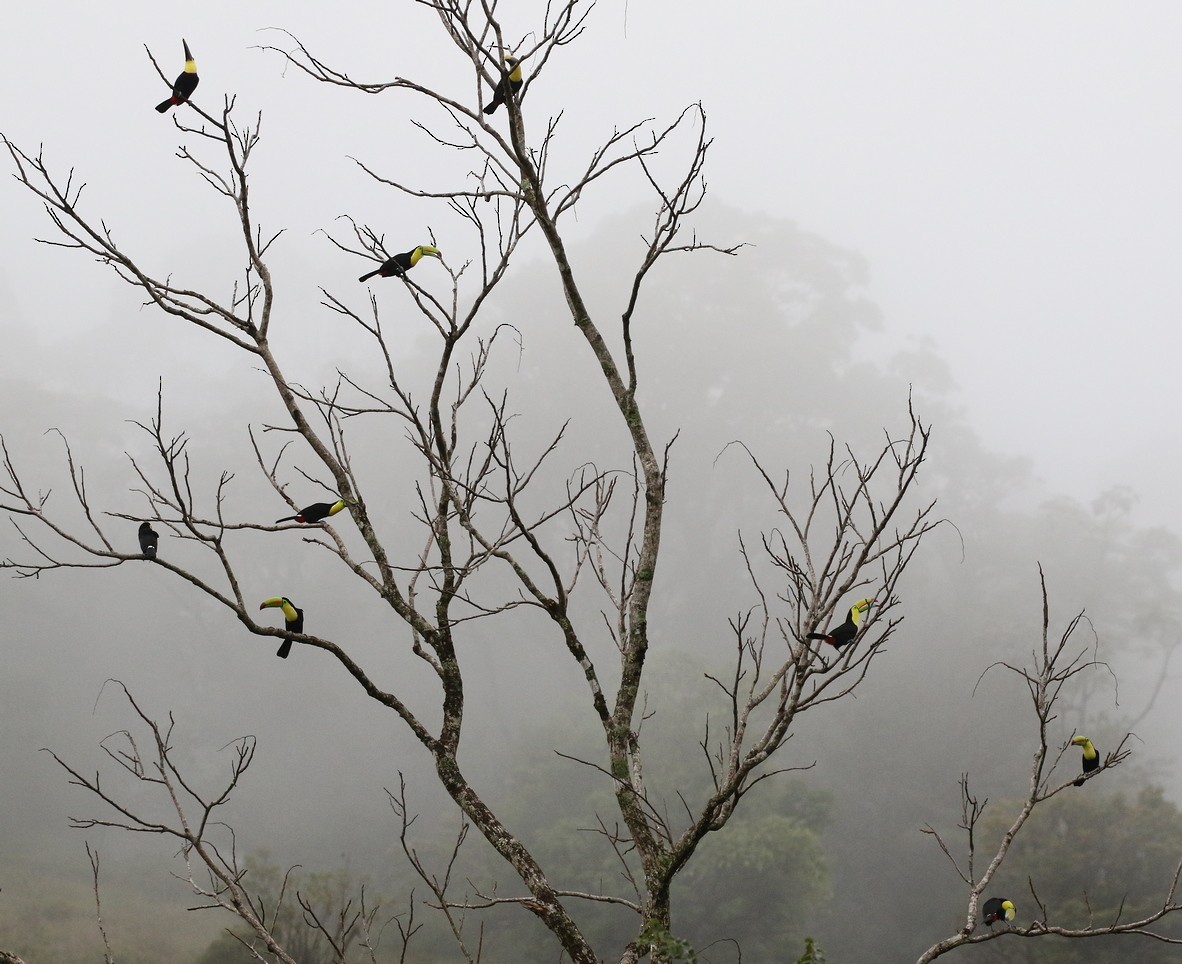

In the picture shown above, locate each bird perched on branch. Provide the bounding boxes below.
[155,40,199,113]
[259,597,303,659]
[1071,735,1099,786]
[358,245,442,283]
[275,499,348,525]
[808,598,875,650]
[138,522,159,559]
[483,55,523,114]
[982,897,1015,927]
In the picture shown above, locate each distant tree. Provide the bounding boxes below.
[795,937,828,964]
[960,785,1182,963]
[475,666,835,961]
[192,850,399,964]
[915,572,1182,962]
[193,932,246,964]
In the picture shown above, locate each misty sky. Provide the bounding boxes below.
[2,2,1182,960]
[4,2,1180,521]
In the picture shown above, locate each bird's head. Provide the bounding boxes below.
[419,245,442,260]
[1001,899,1016,920]
[1071,735,1091,747]
[259,598,283,611]
[849,598,875,626]
[182,39,196,71]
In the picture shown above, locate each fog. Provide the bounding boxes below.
[2,2,1181,962]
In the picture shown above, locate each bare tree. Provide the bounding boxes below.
[46,682,406,964]
[3,3,938,961]
[915,569,1182,962]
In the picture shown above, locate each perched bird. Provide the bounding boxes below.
[275,499,348,525]
[155,40,199,113]
[982,897,1016,927]
[259,597,303,659]
[1071,735,1100,786]
[358,245,442,283]
[483,55,523,114]
[138,521,159,559]
[808,598,875,650]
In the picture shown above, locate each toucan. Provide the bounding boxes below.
[259,597,303,659]
[358,245,442,283]
[483,56,523,114]
[138,522,159,559]
[156,40,199,113]
[808,598,875,650]
[1071,735,1099,786]
[982,897,1015,927]
[275,500,347,525]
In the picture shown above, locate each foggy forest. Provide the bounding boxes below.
[3,2,1182,963]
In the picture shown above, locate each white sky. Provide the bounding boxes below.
[2,0,1180,513]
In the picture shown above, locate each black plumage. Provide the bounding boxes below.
[807,598,874,650]
[138,522,159,559]
[483,56,523,114]
[982,897,1015,927]
[358,244,442,283]
[155,40,199,113]
[260,597,303,659]
[275,500,347,525]
[1072,736,1100,786]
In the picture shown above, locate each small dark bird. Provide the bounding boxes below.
[808,598,875,650]
[1071,735,1100,786]
[259,597,303,659]
[275,499,348,525]
[138,522,159,559]
[982,897,1015,927]
[483,55,523,114]
[156,40,199,113]
[358,245,442,283]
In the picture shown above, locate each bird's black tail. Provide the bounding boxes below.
[155,99,174,113]
[275,515,297,524]
[358,268,380,282]
[807,633,828,641]
[1073,776,1085,787]
[276,638,293,659]
[483,100,500,115]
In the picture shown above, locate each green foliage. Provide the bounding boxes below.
[192,931,248,964]
[192,850,382,964]
[0,859,222,964]
[975,786,1182,962]
[796,936,827,964]
[675,802,832,959]
[470,647,835,962]
[638,919,697,963]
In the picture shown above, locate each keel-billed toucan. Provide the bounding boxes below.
[1071,735,1099,786]
[483,56,523,114]
[275,499,347,525]
[982,897,1015,927]
[138,521,159,559]
[358,245,442,283]
[156,40,199,113]
[260,597,303,659]
[808,598,875,650]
